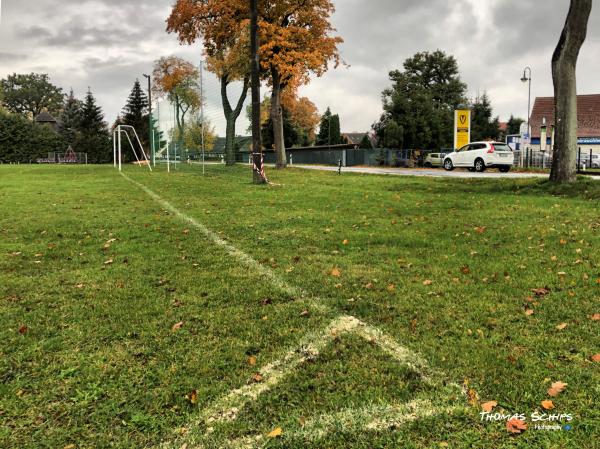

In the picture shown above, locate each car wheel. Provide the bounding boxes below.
[474,158,486,173]
[444,159,454,171]
[499,166,511,173]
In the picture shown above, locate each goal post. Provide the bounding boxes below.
[113,125,152,172]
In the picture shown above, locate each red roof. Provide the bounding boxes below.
[530,94,600,138]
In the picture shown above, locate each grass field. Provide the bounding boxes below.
[1,164,599,449]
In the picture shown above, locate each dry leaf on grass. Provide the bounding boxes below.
[591,354,600,363]
[591,314,600,321]
[531,287,550,297]
[481,401,497,412]
[188,389,198,404]
[506,418,528,434]
[342,239,349,245]
[104,259,114,266]
[461,266,471,275]
[541,400,555,410]
[555,323,568,331]
[474,226,487,234]
[525,309,535,316]
[18,325,28,335]
[547,381,567,397]
[267,427,282,438]
[248,356,257,366]
[330,268,341,277]
[172,321,184,331]
[252,373,263,383]
[423,279,433,286]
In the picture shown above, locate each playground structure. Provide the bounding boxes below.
[37,146,88,164]
[113,124,152,172]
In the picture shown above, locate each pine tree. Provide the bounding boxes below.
[122,80,150,149]
[59,89,82,146]
[77,89,111,163]
[316,108,342,146]
[471,93,500,142]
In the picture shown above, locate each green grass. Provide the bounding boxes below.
[1,164,599,448]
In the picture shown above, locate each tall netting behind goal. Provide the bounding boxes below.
[151,61,252,175]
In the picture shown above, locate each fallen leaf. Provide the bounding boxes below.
[183,229,190,235]
[252,373,264,383]
[18,325,28,335]
[506,418,528,434]
[423,279,433,286]
[267,427,282,438]
[591,314,600,321]
[342,239,349,245]
[330,268,341,277]
[531,287,550,297]
[172,321,184,331]
[300,310,310,318]
[474,226,487,234]
[189,389,198,404]
[387,284,396,292]
[248,356,257,366]
[559,239,567,245]
[548,381,567,397]
[467,388,479,406]
[591,354,600,363]
[365,282,374,289]
[104,259,114,266]
[63,445,76,449]
[525,309,535,316]
[555,323,568,331]
[541,400,555,410]
[460,266,471,275]
[481,401,497,412]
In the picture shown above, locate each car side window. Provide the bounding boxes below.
[470,144,485,151]
[457,145,470,153]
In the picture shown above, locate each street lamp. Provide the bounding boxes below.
[521,67,532,165]
[143,73,154,166]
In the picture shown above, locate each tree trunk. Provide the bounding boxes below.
[250,0,267,184]
[221,76,250,166]
[550,0,592,183]
[270,68,287,169]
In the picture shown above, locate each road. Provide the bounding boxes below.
[291,165,550,179]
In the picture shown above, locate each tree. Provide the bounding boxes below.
[58,89,83,146]
[471,92,500,142]
[122,80,149,145]
[167,0,250,166]
[152,56,201,154]
[316,108,343,146]
[384,120,403,149]
[506,115,525,135]
[550,0,592,183]
[173,114,217,157]
[261,108,298,150]
[76,89,111,163]
[259,0,343,168]
[0,109,66,163]
[0,73,64,117]
[282,92,320,146]
[359,134,373,149]
[376,51,467,150]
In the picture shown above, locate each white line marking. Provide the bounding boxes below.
[120,172,464,449]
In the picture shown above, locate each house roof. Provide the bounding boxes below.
[530,94,600,138]
[35,111,57,123]
[342,132,368,145]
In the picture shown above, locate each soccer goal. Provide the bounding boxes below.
[113,125,152,172]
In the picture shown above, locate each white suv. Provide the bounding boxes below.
[443,142,514,173]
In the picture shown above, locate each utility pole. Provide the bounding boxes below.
[200,60,205,175]
[143,74,154,166]
[250,0,267,184]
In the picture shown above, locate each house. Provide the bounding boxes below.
[35,111,59,132]
[529,94,600,153]
[341,132,375,148]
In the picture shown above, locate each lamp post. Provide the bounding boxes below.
[521,67,532,166]
[143,73,154,166]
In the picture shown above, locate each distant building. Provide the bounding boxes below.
[342,132,375,148]
[529,94,600,153]
[35,111,59,132]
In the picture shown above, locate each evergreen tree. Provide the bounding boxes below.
[359,134,373,149]
[506,115,525,135]
[262,109,298,150]
[316,108,343,146]
[58,89,82,146]
[122,80,150,149]
[76,89,111,163]
[471,92,500,141]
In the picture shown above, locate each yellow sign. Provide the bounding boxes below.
[454,109,471,149]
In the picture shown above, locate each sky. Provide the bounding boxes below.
[1,0,599,136]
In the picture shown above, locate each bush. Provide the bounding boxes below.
[0,110,67,163]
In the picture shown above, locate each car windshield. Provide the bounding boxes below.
[493,144,512,152]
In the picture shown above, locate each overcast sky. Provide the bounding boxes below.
[1,0,599,135]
